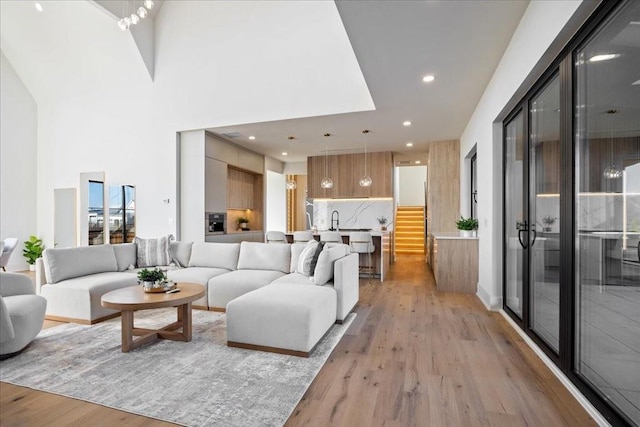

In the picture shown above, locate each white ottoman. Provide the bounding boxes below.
[226,283,337,357]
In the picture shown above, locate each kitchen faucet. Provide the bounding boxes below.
[330,210,340,231]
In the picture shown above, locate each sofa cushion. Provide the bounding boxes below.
[237,242,290,274]
[271,272,311,285]
[43,245,118,284]
[112,243,137,272]
[208,269,286,309]
[188,242,240,270]
[167,267,229,286]
[170,241,193,267]
[296,240,319,276]
[290,242,308,273]
[40,272,138,321]
[135,235,173,267]
[314,244,349,285]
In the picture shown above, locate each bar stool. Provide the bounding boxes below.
[349,232,375,280]
[293,231,313,242]
[265,231,287,244]
[319,231,342,243]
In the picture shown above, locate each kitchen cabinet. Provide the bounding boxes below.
[227,167,254,209]
[206,133,263,174]
[205,157,227,212]
[307,151,393,199]
[430,233,478,293]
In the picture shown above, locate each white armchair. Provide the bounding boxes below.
[0,238,19,271]
[0,272,47,358]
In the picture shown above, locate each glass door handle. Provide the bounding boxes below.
[516,221,529,249]
[530,227,537,247]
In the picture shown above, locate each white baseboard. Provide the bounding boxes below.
[499,310,611,427]
[476,284,502,311]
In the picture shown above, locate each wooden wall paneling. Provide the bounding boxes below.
[307,151,393,199]
[252,174,263,230]
[427,140,460,234]
[227,167,254,209]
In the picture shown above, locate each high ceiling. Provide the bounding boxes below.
[209,0,529,163]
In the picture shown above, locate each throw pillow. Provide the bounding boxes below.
[296,240,319,276]
[313,243,349,285]
[135,235,173,267]
[309,241,325,276]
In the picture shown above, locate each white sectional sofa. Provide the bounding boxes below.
[36,240,359,326]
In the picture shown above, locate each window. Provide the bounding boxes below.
[88,180,104,245]
[109,185,136,244]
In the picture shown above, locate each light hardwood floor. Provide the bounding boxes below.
[1,257,595,426]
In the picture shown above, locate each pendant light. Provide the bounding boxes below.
[603,109,622,179]
[359,129,372,187]
[285,136,298,190]
[321,133,334,189]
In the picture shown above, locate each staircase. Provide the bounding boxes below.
[395,206,425,255]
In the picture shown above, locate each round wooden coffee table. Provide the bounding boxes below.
[101,283,205,352]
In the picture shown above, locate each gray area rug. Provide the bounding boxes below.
[0,309,355,426]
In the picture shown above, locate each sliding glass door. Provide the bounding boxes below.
[504,112,525,318]
[529,75,561,352]
[502,2,639,423]
[574,1,640,422]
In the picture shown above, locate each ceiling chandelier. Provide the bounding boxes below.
[118,0,155,31]
[320,133,334,189]
[603,109,622,180]
[359,129,372,187]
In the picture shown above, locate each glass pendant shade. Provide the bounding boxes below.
[603,165,622,179]
[286,179,297,190]
[321,177,334,189]
[124,16,132,27]
[143,0,155,10]
[137,6,148,18]
[359,175,373,187]
[118,18,129,30]
[130,13,140,25]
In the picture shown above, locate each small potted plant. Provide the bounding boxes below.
[455,216,478,237]
[377,216,388,231]
[137,268,171,293]
[23,235,44,271]
[237,216,250,230]
[542,215,556,232]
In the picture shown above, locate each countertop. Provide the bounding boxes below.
[432,232,478,240]
[287,230,392,237]
[226,230,264,235]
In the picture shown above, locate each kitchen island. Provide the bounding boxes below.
[285,230,393,281]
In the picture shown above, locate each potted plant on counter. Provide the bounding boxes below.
[237,216,250,230]
[377,216,388,231]
[455,216,478,237]
[23,235,44,271]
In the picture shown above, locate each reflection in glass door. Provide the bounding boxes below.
[575,1,640,423]
[505,112,525,317]
[529,75,560,352]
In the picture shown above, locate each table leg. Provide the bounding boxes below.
[181,302,192,341]
[121,310,134,352]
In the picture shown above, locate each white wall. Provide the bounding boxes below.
[0,1,373,249]
[459,1,582,309]
[397,165,426,206]
[265,171,286,232]
[0,51,37,271]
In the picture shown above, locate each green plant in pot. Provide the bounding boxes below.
[455,216,478,237]
[377,216,388,231]
[137,268,169,292]
[23,235,44,271]
[237,216,250,229]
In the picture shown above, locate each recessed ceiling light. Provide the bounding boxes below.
[406,142,413,147]
[589,53,620,62]
[34,2,43,12]
[415,160,421,164]
[422,75,435,83]
[282,152,288,156]
[403,121,412,127]
[248,136,256,140]
[632,79,640,86]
